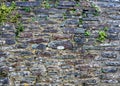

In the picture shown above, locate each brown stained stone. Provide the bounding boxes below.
[52,34,72,40]
[42,26,58,33]
[20,32,33,38]
[63,42,73,49]
[83,53,97,59]
[65,61,75,66]
[75,65,90,71]
[28,38,49,44]
[36,51,56,57]
[40,51,53,57]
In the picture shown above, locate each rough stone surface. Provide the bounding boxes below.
[0,0,120,86]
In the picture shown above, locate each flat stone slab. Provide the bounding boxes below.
[59,1,76,6]
[16,1,40,7]
[97,0,120,2]
[97,2,120,8]
[48,40,73,49]
[1,0,120,86]
[7,1,40,7]
[109,15,120,20]
[57,1,76,8]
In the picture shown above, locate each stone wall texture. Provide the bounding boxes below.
[0,0,120,86]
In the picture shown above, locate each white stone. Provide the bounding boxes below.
[2,28,5,30]
[57,46,65,50]
[100,43,111,46]
[118,24,120,27]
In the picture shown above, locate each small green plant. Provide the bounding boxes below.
[42,0,50,9]
[15,23,24,37]
[93,10,100,16]
[23,7,31,12]
[97,30,107,42]
[0,2,24,37]
[79,18,83,24]
[96,26,108,42]
[31,17,35,21]
[82,12,87,17]
[84,31,91,36]
[55,0,59,7]
[0,1,16,24]
[103,26,109,31]
[76,3,80,7]
[0,2,24,38]
[10,13,22,23]
[63,13,67,19]
[70,9,76,14]
[91,3,100,16]
[0,1,22,24]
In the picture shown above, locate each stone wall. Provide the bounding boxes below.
[0,0,120,86]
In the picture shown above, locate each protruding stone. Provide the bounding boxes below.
[0,78,9,85]
[74,37,85,45]
[57,46,65,50]
[2,33,15,38]
[0,51,6,57]
[20,32,33,38]
[63,27,75,34]
[74,28,85,34]
[108,34,119,40]
[102,80,118,84]
[58,1,76,8]
[65,19,79,25]
[28,38,49,44]
[32,44,46,50]
[42,29,58,33]
[16,1,40,7]
[101,52,117,58]
[53,34,72,40]
[5,39,15,45]
[101,68,118,73]
[16,43,28,49]
[20,51,32,56]
[48,40,73,49]
[55,55,75,59]
[105,61,120,66]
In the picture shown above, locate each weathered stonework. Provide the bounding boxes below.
[0,0,120,86]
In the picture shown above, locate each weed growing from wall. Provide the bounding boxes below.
[0,2,16,24]
[0,1,24,37]
[91,3,101,16]
[42,0,50,9]
[84,31,91,36]
[97,27,108,42]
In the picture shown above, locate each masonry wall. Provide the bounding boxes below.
[0,0,120,86]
